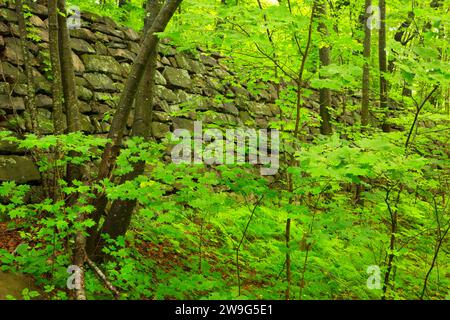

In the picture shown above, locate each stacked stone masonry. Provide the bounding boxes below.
[0,2,358,183]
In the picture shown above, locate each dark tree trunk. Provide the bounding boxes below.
[57,0,81,134]
[315,0,332,135]
[98,0,162,246]
[57,0,85,185]
[86,0,183,257]
[361,0,371,128]
[48,0,65,134]
[49,0,86,300]
[15,0,39,133]
[379,0,390,132]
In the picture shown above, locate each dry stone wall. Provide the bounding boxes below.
[0,2,284,183]
[0,2,355,183]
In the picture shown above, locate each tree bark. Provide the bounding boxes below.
[86,0,182,257]
[57,0,81,134]
[96,0,182,183]
[379,0,390,132]
[48,0,65,134]
[361,0,371,128]
[315,0,332,135]
[15,0,39,134]
[57,0,85,185]
[98,0,162,246]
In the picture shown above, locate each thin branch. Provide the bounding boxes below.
[405,85,439,151]
[86,257,121,299]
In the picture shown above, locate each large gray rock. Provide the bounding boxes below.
[35,77,51,95]
[29,15,45,28]
[82,55,122,75]
[0,95,25,111]
[0,61,26,83]
[158,44,177,56]
[91,23,124,39]
[222,103,239,116]
[0,138,21,154]
[36,108,54,134]
[29,3,48,16]
[201,112,229,125]
[153,111,170,123]
[77,86,93,101]
[155,70,166,85]
[0,156,40,183]
[72,53,85,74]
[200,55,218,67]
[151,122,170,139]
[175,55,205,74]
[158,101,180,114]
[155,85,178,103]
[163,67,192,89]
[78,101,92,113]
[212,68,230,79]
[83,73,116,92]
[0,83,10,95]
[107,48,136,63]
[0,8,17,23]
[35,94,52,108]
[12,84,27,96]
[35,28,49,42]
[0,22,8,35]
[2,37,23,65]
[246,101,273,116]
[172,117,194,131]
[80,114,94,133]
[0,271,42,300]
[70,28,97,42]
[70,38,96,54]
[122,28,140,41]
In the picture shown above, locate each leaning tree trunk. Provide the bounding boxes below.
[86,0,183,257]
[95,0,162,251]
[361,0,371,128]
[316,0,332,135]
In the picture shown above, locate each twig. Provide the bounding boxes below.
[236,195,265,296]
[405,85,439,152]
[86,256,121,299]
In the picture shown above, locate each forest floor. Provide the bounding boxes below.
[0,221,43,299]
[0,221,21,253]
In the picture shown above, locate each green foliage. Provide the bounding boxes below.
[0,0,448,301]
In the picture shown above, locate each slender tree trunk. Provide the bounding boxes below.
[57,0,81,134]
[286,3,315,300]
[15,0,39,133]
[382,190,399,300]
[86,0,183,257]
[285,217,291,299]
[57,0,84,184]
[379,0,390,132]
[48,0,65,134]
[361,0,371,128]
[315,0,332,135]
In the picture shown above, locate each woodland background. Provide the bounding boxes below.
[0,0,448,300]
